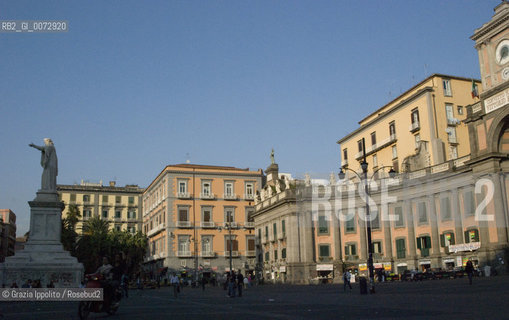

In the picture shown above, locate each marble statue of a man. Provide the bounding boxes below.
[29,138,58,191]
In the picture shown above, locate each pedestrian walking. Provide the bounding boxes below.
[343,271,352,291]
[237,271,244,297]
[170,273,180,298]
[201,276,206,291]
[465,259,474,285]
[228,271,237,298]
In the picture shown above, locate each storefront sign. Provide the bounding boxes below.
[316,264,333,271]
[448,242,481,253]
[383,262,392,271]
[419,260,431,265]
[359,263,367,271]
[397,263,407,267]
[485,89,509,114]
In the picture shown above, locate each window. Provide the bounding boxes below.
[224,181,234,197]
[373,154,378,168]
[201,236,212,253]
[343,149,348,161]
[116,196,121,204]
[83,195,90,202]
[274,249,278,260]
[396,238,406,259]
[83,209,92,218]
[70,194,76,202]
[178,235,190,253]
[463,190,476,216]
[115,210,121,219]
[128,196,134,204]
[447,127,457,144]
[102,195,108,203]
[202,206,212,222]
[345,243,357,256]
[371,132,377,146]
[446,104,454,122]
[418,202,427,223]
[265,226,269,240]
[245,182,254,198]
[371,211,380,230]
[127,226,136,233]
[372,241,382,254]
[282,220,286,235]
[392,145,397,159]
[465,229,480,243]
[441,197,451,220]
[417,236,432,257]
[202,181,211,196]
[225,235,238,253]
[389,121,396,138]
[415,134,421,148]
[281,248,287,259]
[451,146,458,159]
[318,215,329,234]
[357,140,363,153]
[102,209,108,218]
[443,79,452,96]
[224,207,235,222]
[245,207,255,222]
[273,223,277,239]
[114,225,121,231]
[319,244,330,258]
[345,214,355,233]
[178,180,187,194]
[265,251,269,262]
[247,237,255,252]
[128,210,136,219]
[178,207,189,222]
[394,206,404,227]
[440,232,455,247]
[411,109,420,125]
[457,106,464,115]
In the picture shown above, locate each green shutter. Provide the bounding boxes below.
[464,230,470,243]
[473,229,480,242]
[440,234,445,247]
[351,245,357,256]
[416,237,422,249]
[450,233,455,245]
[425,236,432,249]
[344,245,349,256]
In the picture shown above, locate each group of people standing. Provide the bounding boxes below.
[225,270,246,298]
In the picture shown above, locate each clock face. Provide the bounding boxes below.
[496,39,509,65]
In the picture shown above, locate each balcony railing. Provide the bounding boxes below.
[200,251,216,258]
[223,193,237,200]
[200,221,215,228]
[245,250,256,257]
[341,159,348,167]
[200,193,215,200]
[409,121,420,132]
[146,223,165,237]
[345,255,359,261]
[244,193,255,200]
[224,251,239,257]
[176,192,191,199]
[244,221,255,228]
[277,232,286,240]
[177,251,192,257]
[223,222,237,228]
[176,221,192,228]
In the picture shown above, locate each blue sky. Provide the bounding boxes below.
[0,0,500,235]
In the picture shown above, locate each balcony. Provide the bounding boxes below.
[200,251,216,258]
[447,118,460,126]
[244,193,255,200]
[200,221,215,228]
[200,193,215,200]
[341,159,348,167]
[224,251,239,257]
[177,251,192,257]
[269,234,276,243]
[245,250,256,257]
[277,232,286,240]
[409,121,420,133]
[223,222,238,229]
[223,193,238,200]
[146,223,165,237]
[176,192,191,199]
[244,221,255,228]
[176,221,193,228]
[345,255,359,261]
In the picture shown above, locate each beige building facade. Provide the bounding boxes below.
[143,164,263,280]
[338,74,481,175]
[58,181,144,234]
[0,209,16,262]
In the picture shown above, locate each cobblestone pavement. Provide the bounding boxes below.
[1,276,508,319]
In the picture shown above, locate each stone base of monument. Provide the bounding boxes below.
[0,191,84,287]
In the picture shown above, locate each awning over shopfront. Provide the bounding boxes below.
[316,264,333,271]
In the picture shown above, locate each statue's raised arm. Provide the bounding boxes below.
[29,138,58,192]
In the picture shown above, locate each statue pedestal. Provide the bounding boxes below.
[0,192,83,287]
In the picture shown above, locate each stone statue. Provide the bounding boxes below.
[284,177,290,190]
[29,138,58,191]
[305,173,311,186]
[270,148,275,164]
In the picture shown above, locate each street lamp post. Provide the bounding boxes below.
[338,145,395,294]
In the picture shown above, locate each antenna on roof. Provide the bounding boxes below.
[186,153,191,164]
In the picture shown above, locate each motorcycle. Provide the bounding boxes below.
[78,273,122,320]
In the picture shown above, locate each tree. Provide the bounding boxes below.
[61,204,81,253]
